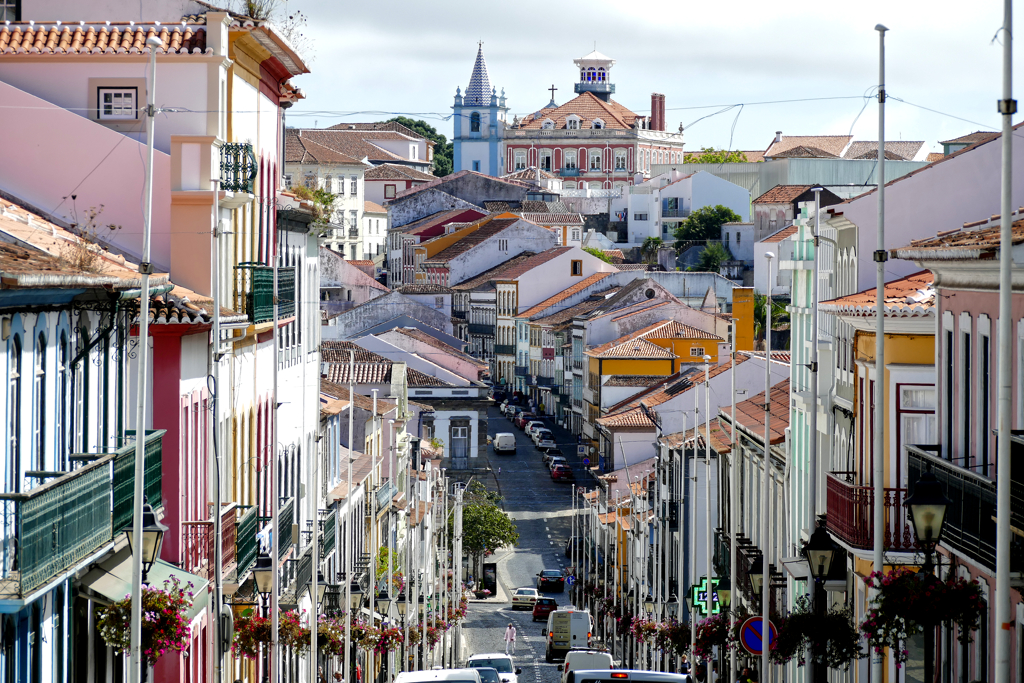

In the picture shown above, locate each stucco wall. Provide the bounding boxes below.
[448,222,559,285]
[387,188,484,229]
[330,291,451,338]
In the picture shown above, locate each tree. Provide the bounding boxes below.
[387,116,453,177]
[640,237,664,264]
[673,204,743,243]
[583,247,612,263]
[290,185,336,237]
[753,292,788,342]
[449,481,519,579]
[691,242,731,273]
[683,147,750,164]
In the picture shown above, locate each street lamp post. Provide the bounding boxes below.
[396,592,408,671]
[123,500,167,683]
[254,554,275,683]
[349,579,365,683]
[802,520,838,683]
[906,471,951,683]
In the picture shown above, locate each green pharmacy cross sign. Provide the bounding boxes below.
[690,576,721,615]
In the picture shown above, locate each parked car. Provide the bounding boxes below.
[493,433,517,456]
[548,456,568,471]
[524,421,546,438]
[466,654,522,683]
[503,403,519,419]
[533,597,558,622]
[531,428,553,445]
[551,465,575,482]
[536,436,557,452]
[558,650,615,683]
[537,569,566,592]
[475,668,501,683]
[514,412,537,430]
[511,587,539,610]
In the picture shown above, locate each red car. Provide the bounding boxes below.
[532,597,558,622]
[514,412,537,430]
[551,465,575,482]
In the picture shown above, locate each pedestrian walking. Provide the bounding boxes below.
[504,622,517,654]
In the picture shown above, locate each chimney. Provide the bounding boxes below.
[775,131,783,143]
[651,93,660,132]
[658,94,667,132]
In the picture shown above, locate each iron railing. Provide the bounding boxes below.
[236,505,259,578]
[452,310,467,320]
[536,375,556,387]
[234,264,296,324]
[220,142,257,194]
[180,505,237,582]
[112,430,167,533]
[560,168,581,177]
[825,471,914,551]
[348,228,359,239]
[278,498,295,560]
[322,509,337,557]
[514,366,528,377]
[575,82,615,94]
[468,323,492,335]
[494,344,515,356]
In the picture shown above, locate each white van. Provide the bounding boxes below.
[544,608,593,661]
[558,650,614,683]
[493,433,516,456]
[394,669,483,683]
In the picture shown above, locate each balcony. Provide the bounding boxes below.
[180,504,238,583]
[514,366,528,377]
[494,344,515,356]
[560,168,581,177]
[235,505,259,578]
[907,444,1024,572]
[536,375,556,388]
[111,429,167,533]
[662,209,689,218]
[220,142,257,194]
[574,82,616,95]
[348,228,359,239]
[826,471,915,552]
[234,263,296,324]
[452,310,467,320]
[468,323,493,336]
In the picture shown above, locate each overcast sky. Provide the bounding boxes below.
[284,0,1018,154]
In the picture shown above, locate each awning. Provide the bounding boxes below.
[77,547,210,621]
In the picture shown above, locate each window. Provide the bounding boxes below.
[634,213,649,221]
[283,174,293,189]
[498,239,508,252]
[473,161,481,172]
[690,347,706,357]
[97,87,137,120]
[571,260,583,276]
[592,119,604,129]
[589,150,602,170]
[565,151,577,169]
[514,151,527,171]
[725,232,730,243]
[567,117,580,130]
[8,335,21,493]
[349,176,358,196]
[382,184,396,200]
[961,327,972,461]
[542,119,555,130]
[0,0,19,20]
[349,210,358,229]
[898,385,937,483]
[33,333,45,471]
[737,231,742,244]
[945,328,954,456]
[540,151,552,171]
[980,332,991,473]
[615,150,627,170]
[434,296,444,309]
[324,174,333,192]
[571,229,581,241]
[350,245,358,260]
[470,112,481,132]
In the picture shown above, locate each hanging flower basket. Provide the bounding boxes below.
[376,624,405,654]
[861,567,983,668]
[693,613,733,661]
[279,610,312,653]
[351,620,381,650]
[426,625,444,648]
[407,626,423,646]
[655,619,691,658]
[629,617,659,644]
[316,614,346,657]
[97,576,195,665]
[769,596,862,668]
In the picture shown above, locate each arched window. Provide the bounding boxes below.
[597,67,605,82]
[586,67,595,82]
[542,119,555,130]
[33,333,45,471]
[7,335,21,493]
[592,119,604,130]
[470,112,481,132]
[57,331,68,471]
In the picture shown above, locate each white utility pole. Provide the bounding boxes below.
[129,34,163,683]
[345,350,354,683]
[871,24,888,683]
[729,321,738,682]
[761,252,774,683]
[703,356,714,625]
[994,0,1015,680]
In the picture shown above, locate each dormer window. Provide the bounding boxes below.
[542,119,555,130]
[592,118,605,130]
[566,116,581,130]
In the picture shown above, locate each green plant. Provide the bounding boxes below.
[231,609,273,660]
[386,117,453,177]
[97,576,194,665]
[683,147,750,164]
[861,567,984,668]
[583,246,613,263]
[770,595,862,669]
[691,241,732,273]
[278,610,311,653]
[673,205,743,242]
[753,292,788,342]
[693,613,732,661]
[640,237,664,264]
[291,185,337,236]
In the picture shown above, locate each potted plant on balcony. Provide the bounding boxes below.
[97,575,195,665]
[861,566,983,668]
[769,596,861,668]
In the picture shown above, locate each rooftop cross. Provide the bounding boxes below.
[548,84,558,101]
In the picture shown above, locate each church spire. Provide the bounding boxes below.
[464,41,491,107]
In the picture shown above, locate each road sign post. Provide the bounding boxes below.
[738,616,777,656]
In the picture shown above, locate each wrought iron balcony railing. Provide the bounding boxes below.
[234,263,296,324]
[825,471,915,552]
[236,505,259,579]
[536,375,556,387]
[220,142,257,194]
[348,228,359,238]
[181,504,238,582]
[468,323,492,335]
[494,344,515,356]
[560,168,581,177]
[514,366,528,377]
[452,310,467,320]
[112,429,166,533]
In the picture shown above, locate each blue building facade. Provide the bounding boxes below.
[452,43,508,177]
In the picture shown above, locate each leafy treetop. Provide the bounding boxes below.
[683,147,750,164]
[583,247,612,263]
[673,204,743,242]
[387,117,453,178]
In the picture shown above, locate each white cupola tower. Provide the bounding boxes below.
[573,50,616,101]
[452,42,508,176]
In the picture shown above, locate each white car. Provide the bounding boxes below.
[511,587,539,610]
[525,421,545,438]
[548,456,568,471]
[467,654,522,683]
[532,428,553,445]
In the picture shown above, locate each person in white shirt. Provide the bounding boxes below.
[504,623,517,654]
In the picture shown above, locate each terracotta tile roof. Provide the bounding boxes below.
[605,357,749,416]
[596,406,656,429]
[760,225,798,244]
[720,379,790,447]
[603,249,625,263]
[397,209,488,236]
[604,375,665,388]
[641,320,723,341]
[518,92,641,130]
[740,350,791,365]
[529,294,610,326]
[364,163,436,182]
[926,152,945,162]
[891,214,1024,261]
[384,327,488,369]
[607,300,671,321]
[389,170,533,202]
[494,246,574,281]
[518,272,614,319]
[820,270,935,318]
[519,213,584,226]
[0,22,208,55]
[939,131,995,145]
[395,284,453,294]
[659,417,733,455]
[364,201,386,214]
[0,241,120,289]
[288,129,409,164]
[740,150,765,163]
[451,253,537,291]
[764,135,852,158]
[348,259,374,266]
[285,131,365,165]
[421,218,520,264]
[502,167,557,181]
[771,145,838,159]
[586,337,676,359]
[320,379,398,414]
[752,185,814,204]
[328,121,434,141]
[323,360,454,387]
[843,141,923,161]
[409,500,433,528]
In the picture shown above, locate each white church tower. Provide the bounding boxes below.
[452,43,508,176]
